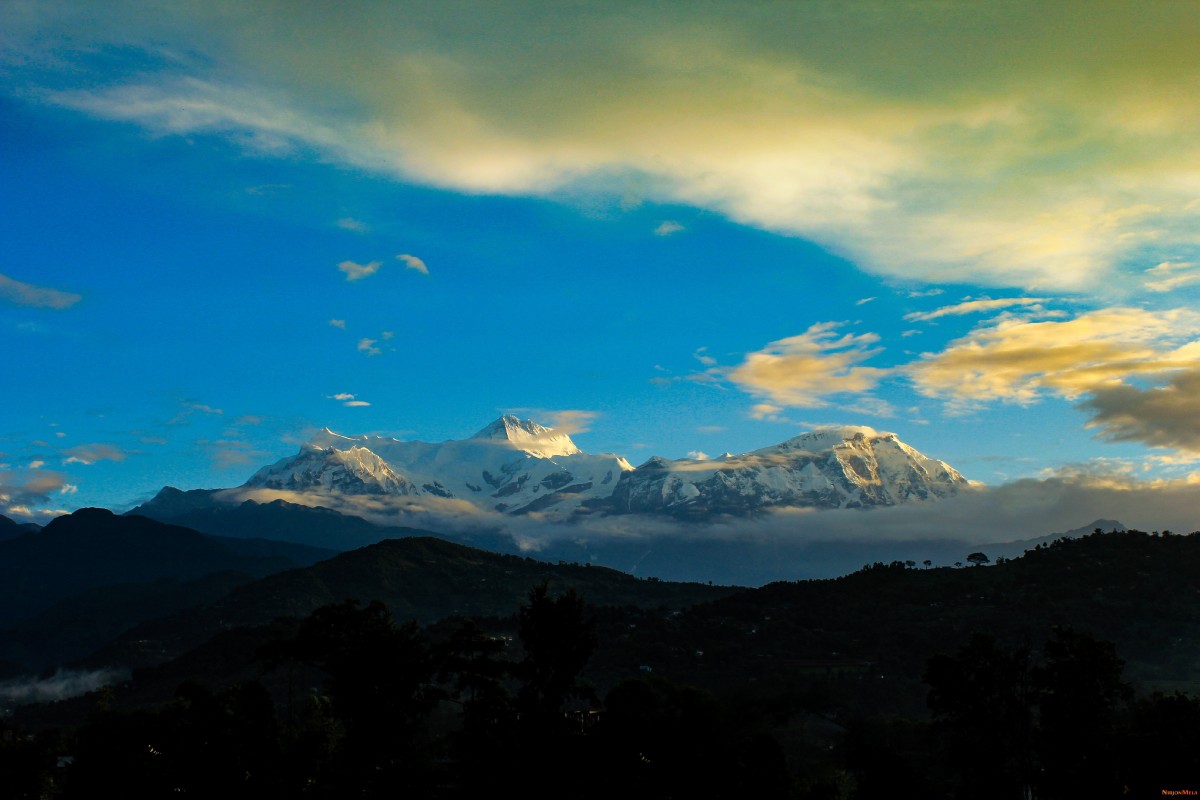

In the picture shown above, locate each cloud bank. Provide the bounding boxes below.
[8,2,1200,292]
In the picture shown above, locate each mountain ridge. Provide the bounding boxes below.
[235,416,969,520]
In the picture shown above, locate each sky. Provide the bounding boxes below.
[4,1,1200,534]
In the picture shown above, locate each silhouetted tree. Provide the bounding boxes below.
[1033,626,1131,799]
[516,583,597,732]
[279,600,439,797]
[925,634,1034,799]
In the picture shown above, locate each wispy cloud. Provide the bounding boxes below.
[198,438,270,470]
[338,260,383,282]
[62,443,127,465]
[329,318,347,329]
[0,273,81,309]
[18,3,1200,293]
[168,401,224,426]
[728,322,888,407]
[357,338,381,356]
[904,297,1053,322]
[397,253,429,275]
[1144,261,1200,293]
[508,408,599,435]
[654,220,684,236]
[336,216,369,232]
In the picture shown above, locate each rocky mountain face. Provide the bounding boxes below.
[235,418,968,519]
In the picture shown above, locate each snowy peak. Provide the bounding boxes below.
[769,425,888,454]
[469,415,581,458]
[608,426,969,516]
[236,417,967,520]
[247,444,420,496]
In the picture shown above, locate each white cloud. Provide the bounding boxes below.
[0,273,81,309]
[330,392,356,401]
[27,460,44,469]
[344,400,371,407]
[357,338,381,356]
[338,260,383,281]
[654,220,684,236]
[904,297,1053,323]
[329,318,347,329]
[396,253,429,275]
[687,450,710,460]
[855,296,876,306]
[336,216,369,232]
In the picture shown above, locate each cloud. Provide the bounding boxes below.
[907,307,1200,406]
[1079,369,1200,453]
[396,253,429,275]
[60,483,78,494]
[693,347,716,366]
[199,438,270,470]
[654,220,684,236]
[855,296,876,306]
[357,337,381,356]
[727,322,888,407]
[329,318,347,329]
[1144,261,1200,293]
[687,450,710,460]
[27,460,44,469]
[17,4,1200,292]
[748,403,794,423]
[904,297,1053,322]
[167,401,223,426]
[0,667,128,707]
[0,273,81,309]
[0,469,71,511]
[337,216,369,232]
[329,392,372,407]
[62,443,127,465]
[508,408,599,435]
[338,260,382,281]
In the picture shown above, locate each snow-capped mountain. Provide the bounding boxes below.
[603,426,969,517]
[244,416,634,516]
[240,418,968,519]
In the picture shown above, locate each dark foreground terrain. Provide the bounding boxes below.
[4,518,1200,798]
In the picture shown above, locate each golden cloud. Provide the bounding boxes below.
[11,2,1200,291]
[728,322,887,407]
[908,308,1200,405]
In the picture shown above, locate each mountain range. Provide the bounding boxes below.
[134,416,970,525]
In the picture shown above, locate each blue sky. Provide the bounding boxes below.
[4,2,1200,528]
